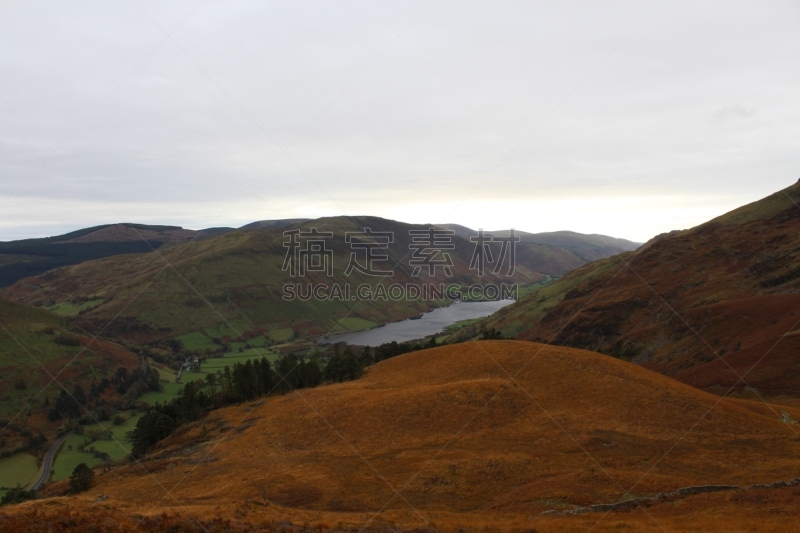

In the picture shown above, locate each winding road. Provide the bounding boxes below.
[28,431,72,491]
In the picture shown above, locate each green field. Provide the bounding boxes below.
[333,317,377,332]
[140,378,184,405]
[267,328,294,342]
[177,331,217,351]
[140,347,280,407]
[179,330,277,353]
[50,411,142,481]
[0,453,38,490]
[51,436,106,481]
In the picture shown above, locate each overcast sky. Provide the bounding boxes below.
[1,1,798,242]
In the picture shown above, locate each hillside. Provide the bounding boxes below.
[14,341,800,531]
[2,217,554,346]
[0,299,140,454]
[476,181,800,397]
[0,223,234,288]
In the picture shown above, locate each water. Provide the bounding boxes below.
[320,300,515,347]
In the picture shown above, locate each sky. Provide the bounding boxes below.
[0,1,798,243]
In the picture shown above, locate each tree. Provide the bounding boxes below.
[341,348,363,381]
[47,408,61,422]
[1,486,36,506]
[131,411,176,456]
[205,373,217,408]
[260,358,274,392]
[71,385,87,406]
[360,346,373,367]
[180,381,202,421]
[69,463,94,493]
[325,348,363,383]
[222,365,233,398]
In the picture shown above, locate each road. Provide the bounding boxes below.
[29,431,72,491]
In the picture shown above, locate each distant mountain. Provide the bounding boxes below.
[0,220,635,290]
[2,216,553,345]
[239,218,311,230]
[439,224,641,262]
[0,223,233,288]
[471,181,800,396]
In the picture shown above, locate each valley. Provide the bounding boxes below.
[0,187,798,531]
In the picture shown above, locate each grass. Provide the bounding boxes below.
[50,411,142,481]
[80,412,143,460]
[51,436,106,481]
[60,340,800,530]
[267,328,294,342]
[46,299,104,317]
[140,382,184,406]
[177,331,217,351]
[333,317,377,332]
[0,453,38,489]
[202,352,279,372]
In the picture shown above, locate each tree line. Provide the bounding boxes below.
[130,331,503,457]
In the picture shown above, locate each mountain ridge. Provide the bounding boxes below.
[470,181,800,397]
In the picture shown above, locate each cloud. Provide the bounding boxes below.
[1,1,798,242]
[710,104,757,124]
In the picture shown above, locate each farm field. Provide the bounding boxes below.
[50,411,141,481]
[0,453,38,498]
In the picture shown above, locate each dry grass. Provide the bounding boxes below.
[10,340,800,530]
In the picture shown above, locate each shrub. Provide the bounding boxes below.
[1,486,36,506]
[69,463,94,493]
[53,331,81,346]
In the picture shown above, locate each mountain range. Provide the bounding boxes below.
[0,217,637,346]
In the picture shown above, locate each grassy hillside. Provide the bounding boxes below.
[0,223,232,288]
[18,341,800,531]
[475,181,800,397]
[0,299,140,457]
[2,217,551,346]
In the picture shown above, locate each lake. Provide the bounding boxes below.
[320,299,515,346]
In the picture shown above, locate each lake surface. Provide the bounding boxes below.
[321,300,515,346]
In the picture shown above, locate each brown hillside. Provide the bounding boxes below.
[484,181,800,397]
[22,341,800,530]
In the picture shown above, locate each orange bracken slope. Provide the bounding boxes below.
[23,340,800,530]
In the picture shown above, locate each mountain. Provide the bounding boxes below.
[239,218,311,230]
[20,341,800,530]
[513,230,641,261]
[1,216,554,346]
[440,224,641,262]
[0,223,234,288]
[0,220,630,291]
[0,298,139,452]
[473,181,800,397]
